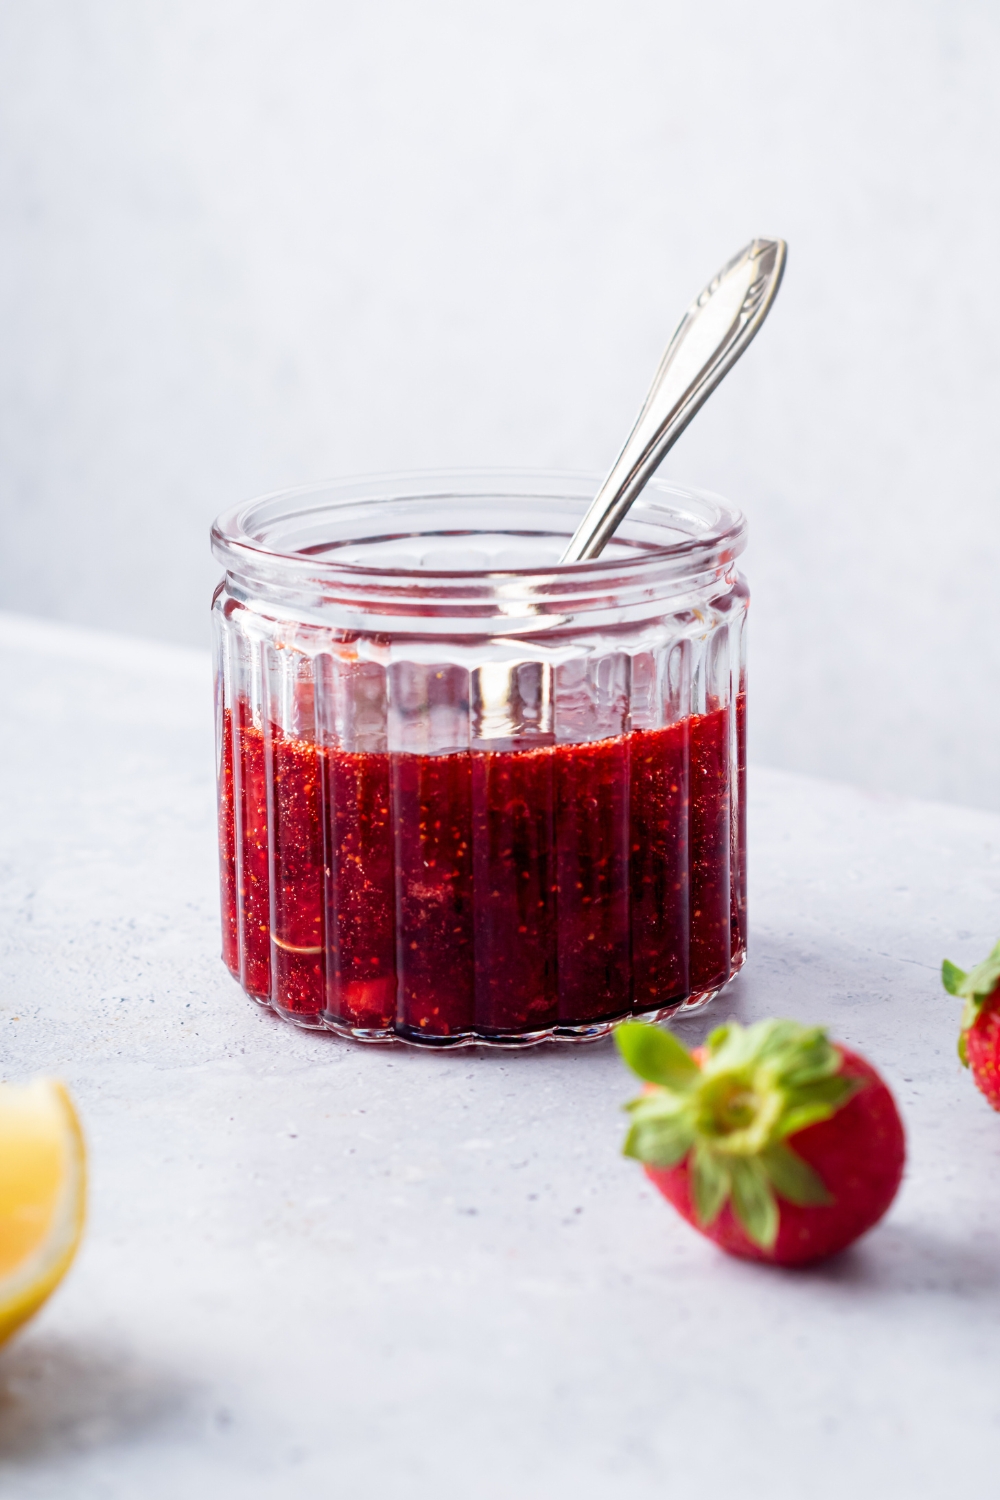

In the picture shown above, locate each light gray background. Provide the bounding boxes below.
[1,0,998,808]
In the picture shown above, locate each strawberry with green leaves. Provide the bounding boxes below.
[615,1018,905,1266]
[942,939,1000,1110]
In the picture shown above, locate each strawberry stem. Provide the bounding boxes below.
[616,1019,858,1249]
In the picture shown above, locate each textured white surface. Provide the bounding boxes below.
[0,611,999,1499]
[1,2,1000,808]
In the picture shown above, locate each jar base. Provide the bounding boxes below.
[233,950,746,1050]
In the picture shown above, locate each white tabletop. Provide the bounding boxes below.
[0,611,997,1500]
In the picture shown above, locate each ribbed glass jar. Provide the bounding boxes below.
[211,471,748,1047]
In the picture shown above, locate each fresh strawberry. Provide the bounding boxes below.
[615,1019,905,1266]
[942,939,1000,1110]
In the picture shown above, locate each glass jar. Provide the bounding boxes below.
[211,471,748,1048]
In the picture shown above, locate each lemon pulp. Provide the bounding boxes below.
[0,1079,86,1345]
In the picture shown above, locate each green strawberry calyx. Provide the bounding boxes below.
[942,939,1000,1066]
[615,1019,861,1251]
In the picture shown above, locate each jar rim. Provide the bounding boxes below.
[211,470,746,634]
[212,469,745,578]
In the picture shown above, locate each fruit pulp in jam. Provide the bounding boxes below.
[218,697,745,1040]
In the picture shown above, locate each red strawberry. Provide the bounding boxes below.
[942,939,1000,1110]
[615,1019,905,1266]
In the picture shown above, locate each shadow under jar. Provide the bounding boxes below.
[211,472,749,1048]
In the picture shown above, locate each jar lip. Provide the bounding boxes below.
[211,468,747,586]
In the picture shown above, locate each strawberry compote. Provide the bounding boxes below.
[218,696,745,1044]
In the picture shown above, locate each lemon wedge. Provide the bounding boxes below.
[0,1079,86,1345]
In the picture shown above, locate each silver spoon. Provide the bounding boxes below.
[560,237,787,564]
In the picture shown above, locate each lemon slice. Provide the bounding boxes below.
[0,1079,86,1345]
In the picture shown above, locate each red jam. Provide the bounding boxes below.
[218,694,746,1042]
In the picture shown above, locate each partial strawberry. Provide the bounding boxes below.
[615,1019,905,1266]
[942,938,1000,1110]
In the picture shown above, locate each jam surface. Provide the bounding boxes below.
[218,698,745,1042]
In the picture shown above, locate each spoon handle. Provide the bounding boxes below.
[560,238,787,564]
